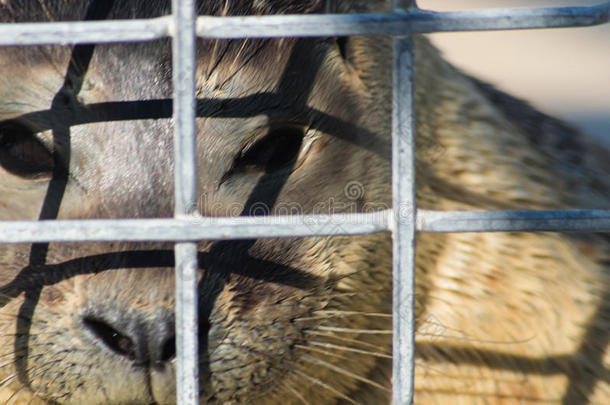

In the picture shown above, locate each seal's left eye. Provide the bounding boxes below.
[231,126,305,176]
[0,123,54,179]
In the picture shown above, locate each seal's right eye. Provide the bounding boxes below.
[0,123,54,179]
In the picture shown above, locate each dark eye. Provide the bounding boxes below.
[229,126,305,177]
[0,123,54,179]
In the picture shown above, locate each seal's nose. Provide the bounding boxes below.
[82,310,176,367]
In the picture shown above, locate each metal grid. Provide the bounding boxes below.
[0,1,609,404]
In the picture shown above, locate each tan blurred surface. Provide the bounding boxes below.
[419,0,610,143]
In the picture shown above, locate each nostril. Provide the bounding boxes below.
[160,335,176,363]
[83,316,137,361]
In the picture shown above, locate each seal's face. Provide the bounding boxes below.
[0,1,393,404]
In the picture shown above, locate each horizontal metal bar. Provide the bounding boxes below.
[0,17,170,46]
[0,210,609,244]
[418,210,610,233]
[198,3,610,38]
[0,3,607,46]
[0,212,390,243]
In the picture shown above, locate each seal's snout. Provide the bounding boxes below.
[82,309,176,368]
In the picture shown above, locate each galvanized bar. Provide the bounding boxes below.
[0,211,391,243]
[392,1,417,404]
[196,3,610,38]
[171,0,199,404]
[417,209,610,233]
[174,242,199,404]
[0,17,170,46]
[0,3,608,46]
[172,11,198,217]
[1,210,610,244]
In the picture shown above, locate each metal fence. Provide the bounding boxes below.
[0,1,609,404]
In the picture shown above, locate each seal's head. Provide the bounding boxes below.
[0,1,395,404]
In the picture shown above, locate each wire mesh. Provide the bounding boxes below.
[0,2,608,405]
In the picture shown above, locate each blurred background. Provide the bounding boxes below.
[418,0,610,145]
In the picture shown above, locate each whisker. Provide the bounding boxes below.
[294,344,350,361]
[0,353,46,369]
[27,358,64,382]
[303,331,385,350]
[295,316,336,322]
[318,292,359,300]
[0,330,62,339]
[0,374,17,395]
[331,286,393,294]
[26,389,42,405]
[301,355,391,393]
[308,341,391,359]
[204,0,232,85]
[292,368,359,405]
[221,0,230,16]
[4,385,24,405]
[218,38,249,89]
[317,326,392,335]
[417,331,536,345]
[315,310,392,318]
[278,381,310,405]
[0,350,34,362]
[205,37,221,83]
[414,361,534,385]
[297,310,392,322]
[265,384,283,404]
[0,311,33,321]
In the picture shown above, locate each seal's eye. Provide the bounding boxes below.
[0,123,54,179]
[232,126,305,176]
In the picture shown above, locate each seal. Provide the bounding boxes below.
[0,1,608,404]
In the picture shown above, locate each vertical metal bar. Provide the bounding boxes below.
[171,0,199,404]
[174,242,199,404]
[172,1,198,215]
[392,1,417,404]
